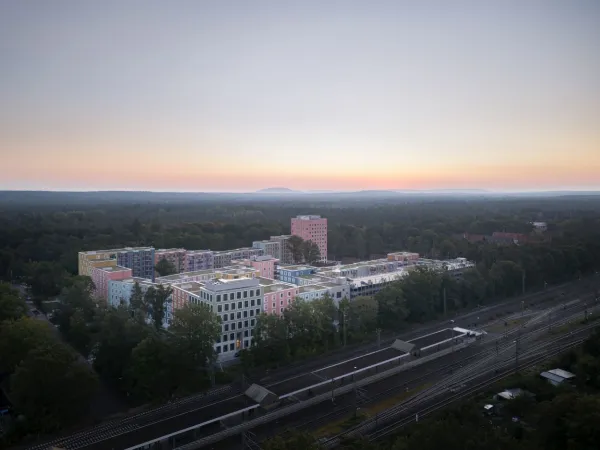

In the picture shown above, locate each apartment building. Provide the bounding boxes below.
[277,264,317,284]
[297,281,350,305]
[183,278,263,361]
[79,247,155,281]
[387,252,420,263]
[269,235,294,264]
[252,240,281,260]
[155,248,187,273]
[232,256,278,279]
[291,215,327,261]
[259,278,299,315]
[107,277,173,325]
[212,247,264,269]
[184,250,214,271]
[90,265,132,301]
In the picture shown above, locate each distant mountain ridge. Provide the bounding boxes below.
[256,187,300,193]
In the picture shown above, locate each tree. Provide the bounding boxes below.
[127,334,179,402]
[143,284,173,330]
[252,312,291,366]
[9,341,98,431]
[0,282,27,322]
[287,235,305,263]
[91,308,148,392]
[0,317,56,373]
[375,283,409,331]
[155,257,177,277]
[263,432,322,450]
[170,303,221,375]
[129,281,146,322]
[301,240,321,264]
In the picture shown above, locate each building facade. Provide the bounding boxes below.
[90,265,132,301]
[276,265,317,284]
[184,250,214,272]
[232,256,277,279]
[115,247,156,281]
[291,215,328,261]
[252,239,282,260]
[260,278,299,315]
[107,277,173,326]
[212,247,264,269]
[269,235,294,264]
[155,248,187,274]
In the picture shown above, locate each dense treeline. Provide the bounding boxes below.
[1,194,600,283]
[0,279,222,445]
[262,328,600,450]
[0,284,98,440]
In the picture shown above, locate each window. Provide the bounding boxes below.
[257,298,261,305]
[223,293,228,301]
[244,330,249,337]
[224,324,229,331]
[256,308,260,315]
[244,300,248,307]
[243,311,248,318]
[336,292,341,298]
[280,308,284,313]
[217,305,222,312]
[223,334,227,342]
[238,321,242,329]
[251,299,255,307]
[287,291,291,296]
[280,293,283,298]
[229,313,234,320]
[280,300,283,306]
[237,312,241,319]
[251,319,255,326]
[243,291,248,298]
[229,333,234,341]
[231,322,235,330]
[250,310,254,316]
[224,304,229,311]
[231,302,235,310]
[272,302,275,308]
[250,290,254,296]
[244,339,249,348]
[216,336,221,343]
[251,329,254,336]
[244,320,248,327]
[238,302,242,309]
[256,288,260,295]
[237,292,241,299]
[229,343,234,351]
[216,346,221,353]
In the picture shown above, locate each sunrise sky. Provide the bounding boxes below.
[1,1,599,192]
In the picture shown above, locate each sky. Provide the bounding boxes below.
[1,0,599,192]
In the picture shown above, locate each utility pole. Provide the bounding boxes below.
[443,287,447,316]
[515,327,520,373]
[343,310,347,347]
[353,366,358,417]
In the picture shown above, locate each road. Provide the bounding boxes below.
[16,277,599,450]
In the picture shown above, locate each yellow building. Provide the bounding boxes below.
[78,250,119,276]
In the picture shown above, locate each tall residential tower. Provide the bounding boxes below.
[291,215,327,262]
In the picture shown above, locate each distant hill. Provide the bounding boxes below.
[256,187,301,194]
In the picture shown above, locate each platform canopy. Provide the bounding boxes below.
[244,383,279,407]
[391,339,416,353]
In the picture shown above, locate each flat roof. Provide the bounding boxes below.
[349,272,406,288]
[204,278,260,291]
[99,265,131,273]
[298,284,329,293]
[156,268,215,281]
[174,281,204,294]
[80,247,153,255]
[547,368,576,379]
[263,283,297,293]
[279,264,315,271]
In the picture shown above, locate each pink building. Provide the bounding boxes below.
[387,252,420,263]
[260,278,299,316]
[155,248,187,274]
[91,265,132,301]
[232,256,278,279]
[291,215,328,262]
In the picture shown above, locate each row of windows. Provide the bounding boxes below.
[222,320,254,332]
[217,299,261,312]
[220,309,261,321]
[216,338,252,353]
[216,289,261,302]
